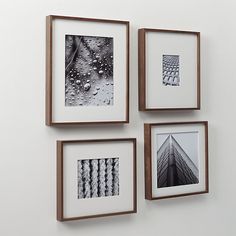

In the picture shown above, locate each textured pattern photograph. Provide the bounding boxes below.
[156,132,199,188]
[162,55,180,86]
[77,157,119,199]
[65,35,114,106]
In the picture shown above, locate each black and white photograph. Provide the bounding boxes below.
[77,157,119,199]
[156,132,199,188]
[46,15,129,125]
[65,35,114,106]
[138,28,200,111]
[162,55,180,86]
[144,122,208,200]
[57,138,136,221]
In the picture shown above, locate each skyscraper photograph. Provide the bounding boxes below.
[156,132,199,188]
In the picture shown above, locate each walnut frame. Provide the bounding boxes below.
[138,28,201,111]
[144,121,209,200]
[46,15,130,125]
[57,138,137,221]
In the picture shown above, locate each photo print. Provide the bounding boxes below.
[162,55,180,86]
[65,35,114,106]
[77,157,119,199]
[156,131,199,188]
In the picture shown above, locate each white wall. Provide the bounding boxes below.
[0,0,235,235]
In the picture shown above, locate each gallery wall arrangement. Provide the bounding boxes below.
[45,14,209,222]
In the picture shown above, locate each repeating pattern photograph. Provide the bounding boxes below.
[77,157,119,199]
[162,55,180,86]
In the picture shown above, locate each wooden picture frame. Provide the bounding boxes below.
[139,28,200,111]
[57,138,137,221]
[144,121,208,200]
[46,15,129,125]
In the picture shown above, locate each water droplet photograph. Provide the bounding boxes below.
[65,35,114,106]
[46,15,129,124]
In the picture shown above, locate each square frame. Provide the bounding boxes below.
[138,28,200,111]
[46,15,129,125]
[144,121,208,200]
[57,138,137,221]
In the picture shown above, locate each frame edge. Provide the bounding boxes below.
[46,15,53,126]
[57,141,64,221]
[138,29,146,111]
[144,124,152,200]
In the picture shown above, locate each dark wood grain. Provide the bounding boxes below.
[144,124,152,199]
[57,141,63,221]
[45,15,53,125]
[138,29,146,111]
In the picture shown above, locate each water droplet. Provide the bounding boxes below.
[106,82,109,85]
[93,67,97,70]
[96,87,100,90]
[76,80,81,84]
[87,80,90,83]
[84,83,91,91]
[93,90,98,95]
[98,70,104,74]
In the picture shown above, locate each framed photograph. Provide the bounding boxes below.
[144,121,208,200]
[57,138,136,221]
[138,28,200,110]
[46,15,129,125]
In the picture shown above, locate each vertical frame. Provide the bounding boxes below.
[139,28,200,111]
[46,15,129,125]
